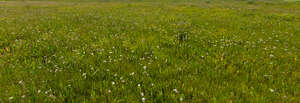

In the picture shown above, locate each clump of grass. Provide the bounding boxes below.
[247,0,255,4]
[205,0,211,4]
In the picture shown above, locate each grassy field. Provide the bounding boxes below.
[0,0,300,102]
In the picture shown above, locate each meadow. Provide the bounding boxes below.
[0,0,300,102]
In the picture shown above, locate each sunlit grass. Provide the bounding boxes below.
[0,1,300,102]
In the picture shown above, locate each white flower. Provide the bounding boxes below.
[143,66,147,70]
[18,80,24,85]
[49,94,56,99]
[269,88,274,92]
[130,72,135,76]
[180,97,183,101]
[108,90,112,93]
[112,81,115,85]
[142,97,145,102]
[140,92,144,96]
[82,73,87,76]
[21,95,26,98]
[173,89,179,93]
[137,84,141,87]
[82,73,87,79]
[9,96,14,100]
[270,54,274,58]
[38,90,41,94]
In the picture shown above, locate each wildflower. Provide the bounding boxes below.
[9,96,14,100]
[142,97,145,102]
[82,73,87,79]
[270,54,274,58]
[143,66,147,70]
[49,94,56,99]
[140,92,144,96]
[108,90,112,93]
[21,95,26,99]
[18,80,24,85]
[112,81,115,85]
[269,88,274,92]
[180,97,184,101]
[37,90,41,94]
[130,72,135,76]
[173,89,179,93]
[137,84,141,87]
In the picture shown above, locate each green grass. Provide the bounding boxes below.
[0,1,300,102]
